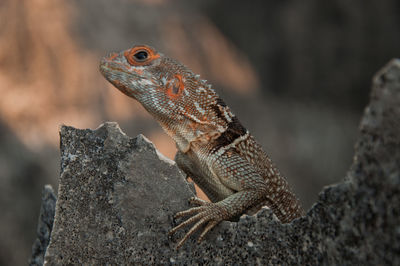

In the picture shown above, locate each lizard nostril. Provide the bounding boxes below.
[133,50,148,62]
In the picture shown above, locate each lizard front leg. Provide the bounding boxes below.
[174,150,234,203]
[170,149,269,249]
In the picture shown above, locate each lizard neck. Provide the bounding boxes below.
[160,120,223,154]
[159,122,193,153]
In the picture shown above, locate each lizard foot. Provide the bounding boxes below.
[169,197,226,249]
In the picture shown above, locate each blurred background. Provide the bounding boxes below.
[1,0,399,264]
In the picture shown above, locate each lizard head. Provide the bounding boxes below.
[100,44,243,151]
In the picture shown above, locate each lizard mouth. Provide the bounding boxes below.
[100,56,156,99]
[99,57,134,78]
[99,58,138,97]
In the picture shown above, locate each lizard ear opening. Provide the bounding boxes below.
[124,45,160,66]
[166,74,184,99]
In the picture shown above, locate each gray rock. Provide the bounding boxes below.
[29,185,57,266]
[44,59,400,264]
[44,123,195,265]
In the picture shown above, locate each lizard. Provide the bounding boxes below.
[99,44,304,249]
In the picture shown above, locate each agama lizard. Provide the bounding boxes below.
[100,45,304,248]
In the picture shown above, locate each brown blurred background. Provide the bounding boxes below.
[1,0,399,264]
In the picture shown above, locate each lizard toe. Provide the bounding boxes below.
[176,216,209,249]
[197,220,219,243]
[170,203,226,249]
[169,210,207,236]
[173,205,207,219]
[189,196,210,206]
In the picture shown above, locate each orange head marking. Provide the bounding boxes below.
[166,74,184,99]
[124,45,160,66]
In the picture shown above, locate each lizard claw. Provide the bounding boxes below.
[169,202,226,249]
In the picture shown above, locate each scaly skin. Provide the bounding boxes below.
[100,45,304,249]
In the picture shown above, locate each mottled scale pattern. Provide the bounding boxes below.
[100,44,304,248]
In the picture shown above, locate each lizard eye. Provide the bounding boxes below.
[124,45,160,66]
[133,50,148,62]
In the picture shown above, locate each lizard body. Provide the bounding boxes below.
[100,45,304,248]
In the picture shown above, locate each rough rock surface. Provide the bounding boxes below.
[29,185,57,266]
[44,59,399,264]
